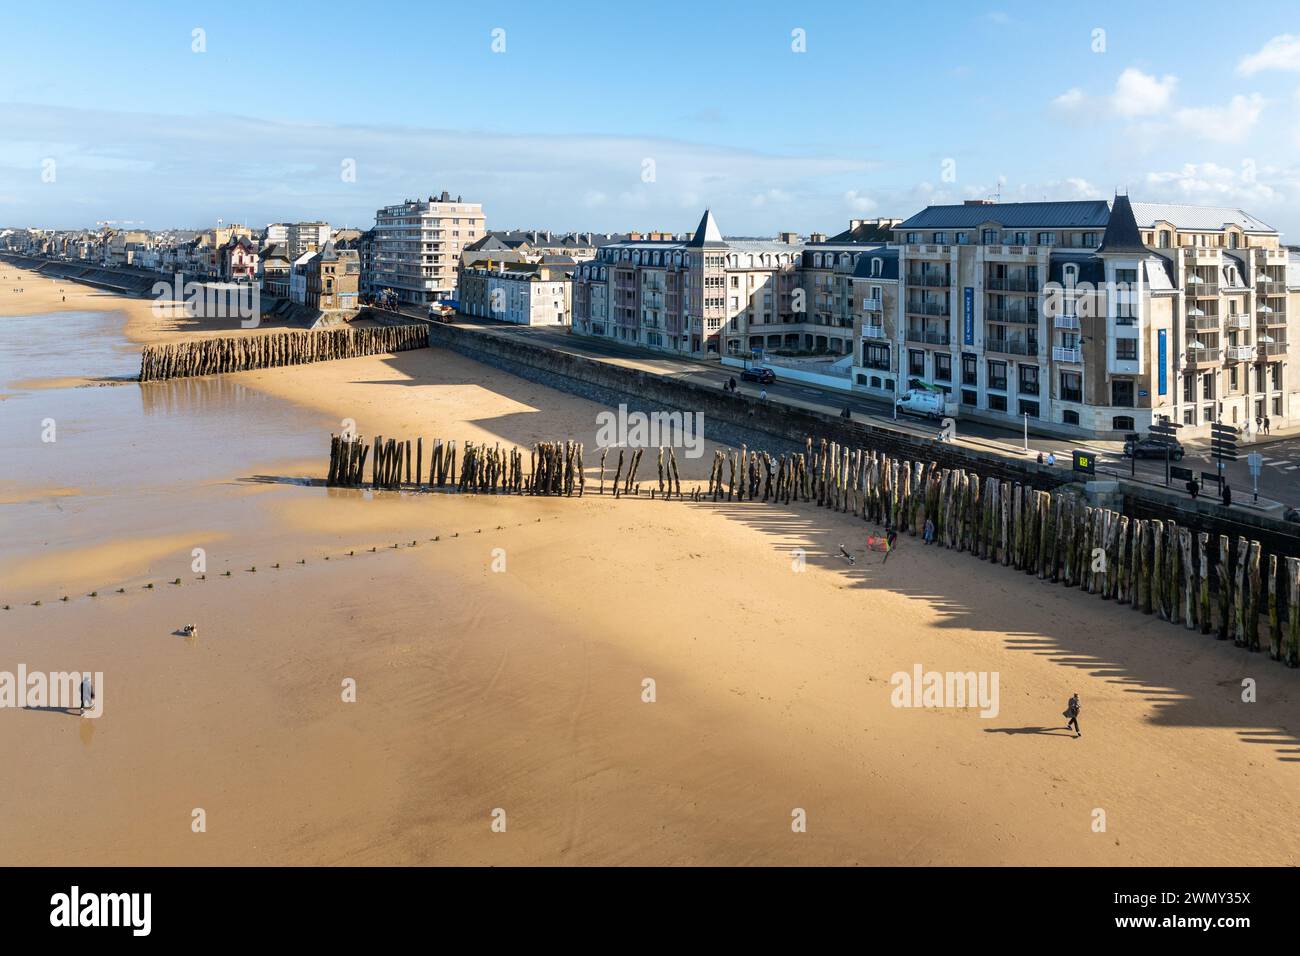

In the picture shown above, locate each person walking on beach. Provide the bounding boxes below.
[923,518,936,545]
[79,674,95,715]
[1064,693,1081,738]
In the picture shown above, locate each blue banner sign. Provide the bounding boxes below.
[963,287,974,346]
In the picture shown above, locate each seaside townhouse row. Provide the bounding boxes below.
[568,200,1300,440]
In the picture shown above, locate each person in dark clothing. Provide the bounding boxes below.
[728,377,737,393]
[841,406,852,420]
[1264,416,1271,435]
[1065,693,1081,737]
[1223,483,1232,508]
[1187,477,1199,499]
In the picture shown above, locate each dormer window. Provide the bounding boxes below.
[871,257,883,277]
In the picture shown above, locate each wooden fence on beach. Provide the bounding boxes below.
[139,325,427,382]
[322,432,1300,666]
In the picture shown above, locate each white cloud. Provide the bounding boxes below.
[1111,68,1178,117]
[1238,34,1300,75]
[1144,162,1286,206]
[1174,93,1265,144]
[844,190,876,212]
[0,102,875,234]
[1052,88,1086,111]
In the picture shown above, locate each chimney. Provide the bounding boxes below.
[963,199,996,206]
[778,231,799,244]
[809,232,827,244]
[850,219,865,230]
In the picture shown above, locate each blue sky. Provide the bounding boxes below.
[3,1,1300,236]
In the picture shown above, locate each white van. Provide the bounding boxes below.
[895,389,953,420]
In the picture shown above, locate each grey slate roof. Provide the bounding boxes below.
[1129,202,1275,233]
[851,249,898,280]
[1097,195,1147,255]
[686,209,726,248]
[897,200,1111,230]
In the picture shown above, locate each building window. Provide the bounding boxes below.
[864,343,890,370]
[1062,410,1080,426]
[956,232,969,245]
[1112,415,1135,431]
[1018,365,1040,395]
[961,353,977,386]
[982,229,998,244]
[987,360,1007,391]
[988,394,1008,412]
[909,349,926,376]
[961,388,977,407]
[1018,399,1040,418]
[1116,338,1138,361]
[1112,380,1135,407]
[1060,371,1082,403]
[933,232,947,244]
[934,353,952,382]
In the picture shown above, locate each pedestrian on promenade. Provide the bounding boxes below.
[1223,482,1232,508]
[759,387,767,402]
[1187,477,1199,499]
[1264,416,1271,435]
[1064,693,1081,738]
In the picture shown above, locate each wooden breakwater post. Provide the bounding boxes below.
[139,323,428,382]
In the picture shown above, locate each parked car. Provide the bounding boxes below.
[740,366,776,384]
[1123,435,1185,460]
[894,388,951,420]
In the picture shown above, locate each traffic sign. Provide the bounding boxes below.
[1072,450,1096,475]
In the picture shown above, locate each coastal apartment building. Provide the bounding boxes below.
[458,261,571,325]
[370,192,484,306]
[570,212,902,357]
[305,242,360,313]
[876,196,1300,437]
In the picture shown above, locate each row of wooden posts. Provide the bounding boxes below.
[322,431,1300,666]
[139,325,428,382]
[328,435,587,497]
[785,436,1300,667]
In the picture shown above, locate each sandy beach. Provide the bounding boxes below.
[1,266,1298,866]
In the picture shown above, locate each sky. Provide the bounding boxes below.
[2,1,1300,237]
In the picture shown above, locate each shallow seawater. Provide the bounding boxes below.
[0,309,333,589]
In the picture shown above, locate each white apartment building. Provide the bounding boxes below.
[372,192,485,306]
[873,196,1299,438]
[458,261,571,325]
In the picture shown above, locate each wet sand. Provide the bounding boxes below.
[0,271,1297,866]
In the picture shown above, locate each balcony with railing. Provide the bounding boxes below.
[1255,278,1287,295]
[986,275,1034,292]
[1225,344,1255,362]
[905,327,950,346]
[1187,314,1220,331]
[862,322,887,339]
[906,298,950,317]
[986,336,1036,356]
[986,304,1038,324]
[1183,350,1221,370]
[1052,346,1082,363]
[906,271,950,288]
[1053,313,1081,331]
[1257,340,1287,358]
[1225,314,1251,330]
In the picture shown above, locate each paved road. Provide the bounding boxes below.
[413,312,1300,513]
